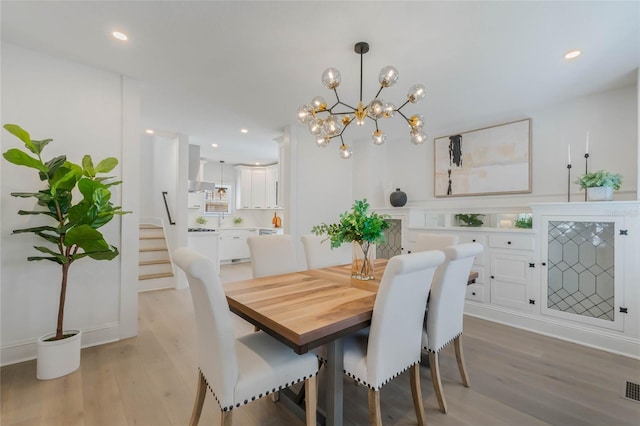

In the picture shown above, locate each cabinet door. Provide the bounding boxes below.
[265,165,278,208]
[250,168,266,208]
[490,251,533,311]
[236,167,252,209]
[219,230,249,261]
[540,215,624,331]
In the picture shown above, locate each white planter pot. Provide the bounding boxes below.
[587,186,614,201]
[36,329,81,380]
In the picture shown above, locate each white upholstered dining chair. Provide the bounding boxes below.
[341,250,445,426]
[172,247,318,426]
[247,234,298,278]
[301,234,351,269]
[421,243,483,414]
[414,233,459,252]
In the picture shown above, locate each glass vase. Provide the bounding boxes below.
[352,241,375,280]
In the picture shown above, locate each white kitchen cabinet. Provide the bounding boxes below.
[250,168,266,208]
[236,166,252,209]
[265,164,278,209]
[235,165,279,209]
[188,192,203,209]
[218,229,250,261]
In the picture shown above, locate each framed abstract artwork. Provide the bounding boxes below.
[434,118,531,197]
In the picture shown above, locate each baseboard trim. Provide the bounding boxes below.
[0,322,120,367]
[464,302,640,359]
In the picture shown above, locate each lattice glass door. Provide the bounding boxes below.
[541,216,623,331]
[376,219,402,259]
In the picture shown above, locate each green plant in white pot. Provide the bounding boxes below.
[575,170,622,201]
[2,124,128,379]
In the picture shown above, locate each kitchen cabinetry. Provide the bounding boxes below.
[235,165,278,209]
[188,192,203,209]
[218,228,258,262]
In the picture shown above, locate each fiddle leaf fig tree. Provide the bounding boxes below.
[2,124,128,341]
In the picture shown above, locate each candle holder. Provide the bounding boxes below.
[567,164,572,202]
[584,153,590,201]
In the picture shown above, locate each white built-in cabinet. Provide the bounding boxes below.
[374,203,640,358]
[235,165,279,209]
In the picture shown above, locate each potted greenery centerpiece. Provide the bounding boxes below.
[312,199,389,280]
[575,170,622,201]
[2,124,127,379]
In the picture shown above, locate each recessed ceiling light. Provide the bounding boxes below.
[112,31,128,41]
[145,129,154,134]
[211,143,218,148]
[240,129,248,134]
[564,50,582,59]
[255,162,261,166]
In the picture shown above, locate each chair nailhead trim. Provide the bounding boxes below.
[344,361,419,391]
[199,367,318,411]
[423,332,463,353]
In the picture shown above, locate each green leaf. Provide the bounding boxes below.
[51,170,79,196]
[64,225,109,252]
[31,138,53,155]
[3,149,47,172]
[82,155,95,177]
[12,225,59,234]
[45,155,67,177]
[26,256,64,264]
[17,209,59,219]
[3,124,35,153]
[95,157,118,174]
[33,246,68,263]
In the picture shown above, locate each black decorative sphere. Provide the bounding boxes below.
[390,188,407,207]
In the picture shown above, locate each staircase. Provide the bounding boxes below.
[139,222,175,292]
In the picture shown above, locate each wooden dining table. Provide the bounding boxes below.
[224,259,478,426]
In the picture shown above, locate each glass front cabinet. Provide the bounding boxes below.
[532,202,639,339]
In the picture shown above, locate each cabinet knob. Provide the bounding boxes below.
[472,239,476,242]
[541,262,547,266]
[491,275,495,279]
[507,241,512,245]
[472,292,476,296]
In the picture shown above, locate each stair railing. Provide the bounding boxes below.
[161,191,176,225]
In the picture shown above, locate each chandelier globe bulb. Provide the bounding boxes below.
[407,84,426,104]
[372,130,386,145]
[339,144,353,159]
[311,96,327,112]
[410,128,428,145]
[297,104,314,124]
[322,68,342,90]
[378,66,399,88]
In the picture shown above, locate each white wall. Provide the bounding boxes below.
[0,43,140,365]
[354,83,638,209]
[285,125,354,270]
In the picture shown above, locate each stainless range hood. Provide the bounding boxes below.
[188,144,216,192]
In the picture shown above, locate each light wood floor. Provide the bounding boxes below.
[2,262,639,426]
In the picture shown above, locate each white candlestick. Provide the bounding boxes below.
[568,144,571,165]
[586,131,589,154]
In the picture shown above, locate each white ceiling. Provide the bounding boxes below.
[1,1,638,165]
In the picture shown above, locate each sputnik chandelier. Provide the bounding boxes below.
[296,41,427,159]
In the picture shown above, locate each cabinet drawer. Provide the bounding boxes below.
[465,284,485,302]
[458,233,486,265]
[489,234,534,251]
[458,233,486,245]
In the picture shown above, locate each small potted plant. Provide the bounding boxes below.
[312,199,389,280]
[575,170,622,201]
[455,213,484,227]
[233,216,243,226]
[3,124,128,379]
[195,216,208,227]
